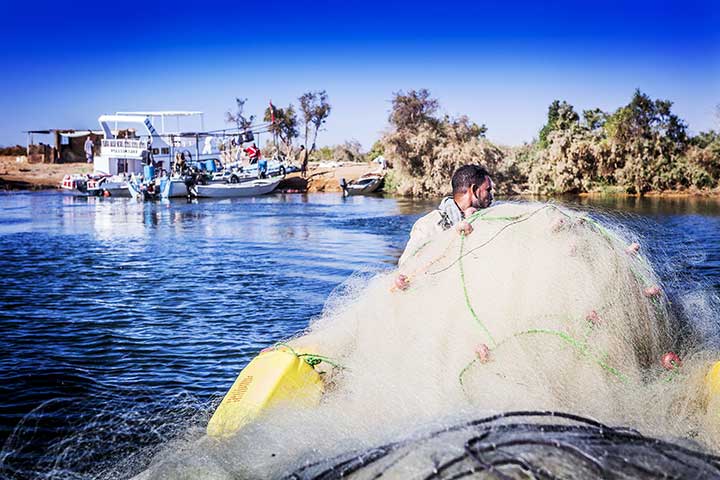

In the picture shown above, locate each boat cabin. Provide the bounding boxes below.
[95,111,221,177]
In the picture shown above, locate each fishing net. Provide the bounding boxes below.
[287,411,720,479]
[136,202,720,479]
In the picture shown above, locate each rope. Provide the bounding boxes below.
[275,204,667,401]
[296,353,347,370]
[272,342,347,370]
[459,326,629,387]
[459,232,496,347]
[451,205,642,390]
[429,205,553,276]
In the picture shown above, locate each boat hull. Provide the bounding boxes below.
[88,181,132,198]
[345,175,383,195]
[160,179,189,199]
[193,178,282,198]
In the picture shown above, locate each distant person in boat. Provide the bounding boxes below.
[173,152,186,174]
[244,143,261,164]
[398,164,494,266]
[84,135,94,164]
[298,145,309,178]
[258,156,268,179]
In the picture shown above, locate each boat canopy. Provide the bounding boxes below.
[115,111,203,117]
[115,111,205,134]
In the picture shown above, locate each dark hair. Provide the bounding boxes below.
[451,164,490,195]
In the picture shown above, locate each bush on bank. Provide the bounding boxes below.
[380,89,720,197]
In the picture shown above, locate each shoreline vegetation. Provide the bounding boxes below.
[2,89,718,198]
[378,89,720,198]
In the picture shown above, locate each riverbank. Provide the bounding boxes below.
[0,156,92,190]
[2,155,717,198]
[0,156,377,193]
[278,164,377,193]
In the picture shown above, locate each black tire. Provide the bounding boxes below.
[229,174,239,184]
[279,165,286,176]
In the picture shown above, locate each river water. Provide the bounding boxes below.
[0,191,718,479]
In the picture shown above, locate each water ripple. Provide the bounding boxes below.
[0,192,719,479]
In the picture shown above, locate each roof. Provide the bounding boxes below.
[115,111,204,117]
[61,130,104,138]
[24,129,100,135]
[99,114,152,123]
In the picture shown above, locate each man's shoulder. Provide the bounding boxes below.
[410,209,445,234]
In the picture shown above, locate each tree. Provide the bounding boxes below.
[389,89,439,131]
[225,98,255,131]
[333,140,364,163]
[691,130,720,149]
[366,140,385,161]
[382,89,503,196]
[538,100,580,147]
[263,104,298,157]
[299,90,331,151]
[604,89,687,149]
[603,90,690,193]
[582,108,607,132]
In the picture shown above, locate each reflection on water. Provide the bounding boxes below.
[0,191,718,479]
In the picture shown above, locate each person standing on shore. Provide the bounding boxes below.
[84,135,94,164]
[398,164,494,266]
[298,145,309,177]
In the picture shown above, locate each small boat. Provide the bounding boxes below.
[60,174,94,196]
[87,175,132,197]
[127,176,163,201]
[340,173,384,196]
[160,176,192,199]
[192,177,282,198]
[60,173,131,198]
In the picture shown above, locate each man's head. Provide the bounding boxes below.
[451,164,493,210]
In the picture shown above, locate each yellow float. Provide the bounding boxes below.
[207,346,325,438]
[706,361,720,398]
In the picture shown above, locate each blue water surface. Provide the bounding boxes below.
[0,191,718,479]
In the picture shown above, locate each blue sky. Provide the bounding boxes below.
[1,0,718,149]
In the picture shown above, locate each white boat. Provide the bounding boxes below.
[61,111,222,198]
[127,175,164,201]
[160,176,190,199]
[192,177,283,198]
[86,175,132,197]
[341,173,384,196]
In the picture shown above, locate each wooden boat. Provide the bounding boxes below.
[192,177,282,198]
[341,173,384,196]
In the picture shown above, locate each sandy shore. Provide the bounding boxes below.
[0,156,92,190]
[0,156,380,193]
[279,163,381,193]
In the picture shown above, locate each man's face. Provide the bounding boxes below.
[471,177,494,209]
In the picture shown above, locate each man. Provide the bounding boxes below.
[84,135,94,164]
[298,145,309,178]
[244,143,261,164]
[398,164,493,266]
[258,156,268,178]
